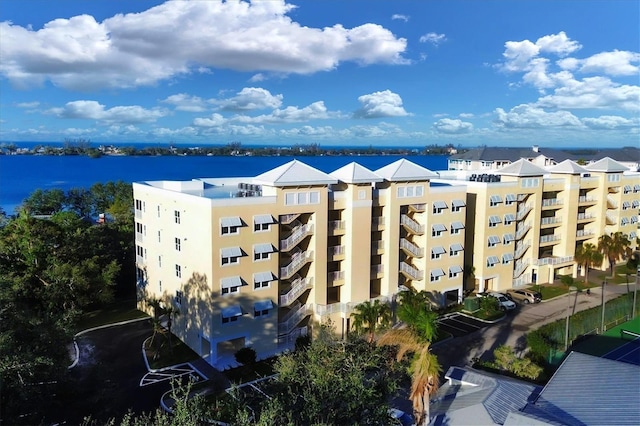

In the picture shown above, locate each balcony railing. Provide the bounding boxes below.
[280,223,314,252]
[513,259,530,278]
[400,238,424,257]
[280,213,300,225]
[279,276,313,307]
[401,214,425,235]
[135,232,144,243]
[542,198,563,207]
[577,213,595,221]
[135,210,143,220]
[280,250,313,279]
[578,196,597,204]
[516,205,531,220]
[512,274,532,288]
[400,262,424,280]
[515,223,531,240]
[533,256,573,266]
[576,229,595,238]
[328,270,345,283]
[514,240,531,259]
[408,203,426,213]
[277,326,308,347]
[541,217,561,226]
[540,234,561,244]
[372,216,385,229]
[328,220,346,234]
[328,245,345,259]
[371,240,384,254]
[278,303,312,335]
[136,255,145,265]
[371,264,384,277]
[607,197,618,209]
[606,214,617,225]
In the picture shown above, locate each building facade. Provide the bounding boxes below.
[133,159,467,367]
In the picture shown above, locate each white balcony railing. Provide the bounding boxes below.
[280,213,300,225]
[372,216,385,228]
[513,259,530,278]
[515,223,531,240]
[400,262,424,280]
[540,234,561,244]
[279,276,313,307]
[577,213,595,221]
[278,303,312,335]
[328,245,345,257]
[328,270,345,283]
[371,264,384,276]
[514,240,531,259]
[576,229,595,238]
[277,326,308,347]
[578,196,597,204]
[328,220,346,233]
[371,240,384,253]
[542,198,563,207]
[280,250,313,279]
[540,217,561,226]
[400,238,424,257]
[516,204,531,220]
[533,256,573,266]
[280,223,314,252]
[401,214,425,234]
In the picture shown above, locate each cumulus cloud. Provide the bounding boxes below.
[16,101,40,108]
[391,14,409,22]
[48,100,168,124]
[0,0,407,90]
[459,113,474,118]
[536,76,640,111]
[500,31,581,73]
[419,32,446,46]
[581,115,638,130]
[232,101,331,124]
[161,93,207,112]
[576,50,640,76]
[215,87,283,111]
[353,90,409,118]
[193,113,226,127]
[433,118,473,134]
[494,104,582,128]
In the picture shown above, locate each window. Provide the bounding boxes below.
[503,233,515,245]
[136,245,144,257]
[158,230,161,243]
[157,205,161,218]
[522,178,540,188]
[253,243,274,261]
[487,256,500,267]
[254,214,274,232]
[622,201,631,210]
[607,174,620,183]
[159,280,162,292]
[397,185,425,198]
[158,256,162,267]
[432,224,447,237]
[488,235,501,247]
[489,215,501,228]
[430,268,445,282]
[253,300,274,318]
[504,214,515,225]
[135,199,143,211]
[254,272,274,289]
[634,184,640,193]
[490,195,502,207]
[450,221,464,235]
[174,210,181,224]
[221,305,242,324]
[450,243,463,257]
[285,191,320,206]
[221,247,242,265]
[221,276,242,295]
[623,185,632,194]
[175,237,181,251]
[505,194,517,205]
[452,199,465,212]
[631,216,638,224]
[432,201,447,215]
[502,253,514,264]
[221,217,242,235]
[431,246,446,260]
[175,264,182,278]
[175,290,183,306]
[449,265,463,278]
[621,217,629,226]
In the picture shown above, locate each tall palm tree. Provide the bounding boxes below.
[397,288,438,342]
[598,232,631,278]
[378,328,441,426]
[574,243,603,283]
[350,299,391,343]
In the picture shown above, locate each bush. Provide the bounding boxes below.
[234,347,257,365]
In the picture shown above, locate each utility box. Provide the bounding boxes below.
[464,297,480,312]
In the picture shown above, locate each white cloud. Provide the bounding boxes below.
[433,118,473,134]
[578,50,640,76]
[232,101,331,124]
[536,76,640,111]
[249,73,266,82]
[48,100,168,124]
[494,104,582,128]
[353,90,409,118]
[0,0,407,90]
[16,101,40,108]
[459,113,474,118]
[391,14,409,22]
[500,32,581,73]
[216,87,283,111]
[581,115,638,130]
[419,32,446,46]
[193,113,226,127]
[535,32,582,57]
[161,93,207,112]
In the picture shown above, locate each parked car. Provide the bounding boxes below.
[507,289,542,304]
[485,292,517,311]
[389,408,414,426]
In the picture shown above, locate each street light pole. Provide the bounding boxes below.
[565,286,577,351]
[600,279,607,333]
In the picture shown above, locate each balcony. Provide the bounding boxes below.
[540,216,562,227]
[277,326,308,347]
[401,214,425,235]
[606,196,618,209]
[136,255,145,265]
[513,259,530,278]
[372,216,385,230]
[514,240,531,259]
[280,223,314,252]
[371,264,384,278]
[408,203,426,213]
[328,245,345,260]
[278,302,312,335]
[328,220,346,235]
[542,198,563,208]
[534,256,573,266]
[515,223,531,240]
[539,234,561,244]
[371,240,384,255]
[512,274,532,288]
[280,213,300,225]
[400,262,424,281]
[328,270,345,285]
[135,210,143,220]
[576,229,595,239]
[605,214,617,225]
[400,238,424,258]
[577,213,595,222]
[279,276,313,307]
[135,232,144,243]
[516,204,531,220]
[578,196,597,205]
[315,302,349,316]
[280,250,313,279]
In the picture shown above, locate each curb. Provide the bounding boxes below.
[458,311,506,324]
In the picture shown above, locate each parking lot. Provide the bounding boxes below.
[437,313,492,338]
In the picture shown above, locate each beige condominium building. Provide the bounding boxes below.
[133,159,467,367]
[436,157,640,293]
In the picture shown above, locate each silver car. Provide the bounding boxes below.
[507,289,542,304]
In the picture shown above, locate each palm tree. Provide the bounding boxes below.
[378,329,441,426]
[163,305,181,353]
[397,289,438,342]
[574,243,603,283]
[350,299,391,343]
[598,232,631,278]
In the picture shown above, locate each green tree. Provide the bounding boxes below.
[21,188,66,215]
[350,299,391,343]
[598,232,631,278]
[397,288,438,342]
[575,243,604,283]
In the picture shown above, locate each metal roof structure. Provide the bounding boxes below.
[330,162,383,184]
[374,158,439,181]
[585,156,629,173]
[496,159,548,177]
[253,159,338,187]
[547,160,589,175]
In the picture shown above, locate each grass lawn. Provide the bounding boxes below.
[76,298,148,332]
[145,334,200,370]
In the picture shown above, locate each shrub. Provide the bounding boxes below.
[234,347,257,365]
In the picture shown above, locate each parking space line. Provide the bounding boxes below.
[448,317,481,330]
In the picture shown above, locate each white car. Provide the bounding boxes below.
[486,292,516,311]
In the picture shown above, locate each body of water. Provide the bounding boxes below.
[0,154,449,214]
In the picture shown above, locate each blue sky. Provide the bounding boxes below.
[1,0,638,147]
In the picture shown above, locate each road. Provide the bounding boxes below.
[432,282,631,374]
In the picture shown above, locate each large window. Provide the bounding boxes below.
[174,210,181,224]
[221,247,242,266]
[397,185,425,198]
[285,191,320,206]
[175,237,181,251]
[175,264,182,278]
[221,217,242,235]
